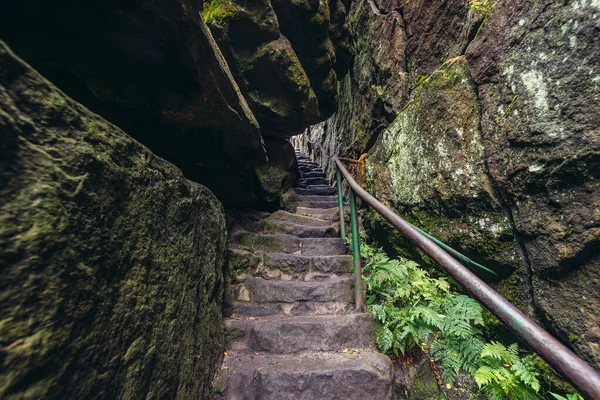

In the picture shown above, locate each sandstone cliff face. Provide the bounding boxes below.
[204,0,352,136]
[297,0,600,368]
[0,42,228,399]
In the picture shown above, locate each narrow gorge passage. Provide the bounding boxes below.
[215,152,394,399]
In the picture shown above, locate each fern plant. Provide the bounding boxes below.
[362,241,485,370]
[430,295,486,382]
[475,342,541,399]
[550,393,584,400]
[362,242,448,356]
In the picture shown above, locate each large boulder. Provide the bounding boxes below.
[466,0,600,367]
[365,59,521,278]
[297,0,600,370]
[0,0,266,177]
[0,42,229,399]
[204,0,352,136]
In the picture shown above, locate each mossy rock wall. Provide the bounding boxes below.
[203,0,352,136]
[0,42,229,399]
[297,0,600,370]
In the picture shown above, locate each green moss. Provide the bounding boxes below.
[469,0,496,15]
[202,0,236,25]
[411,74,429,89]
[567,333,579,342]
[412,363,442,399]
[418,62,465,94]
[534,358,578,395]
[230,232,256,248]
[482,270,527,338]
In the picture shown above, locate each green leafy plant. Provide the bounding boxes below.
[361,240,552,396]
[362,241,485,375]
[549,393,584,400]
[474,342,541,399]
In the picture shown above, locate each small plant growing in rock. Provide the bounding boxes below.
[469,0,496,16]
[202,0,236,25]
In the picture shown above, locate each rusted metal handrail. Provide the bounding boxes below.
[333,156,600,399]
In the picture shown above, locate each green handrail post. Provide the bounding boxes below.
[336,166,346,240]
[349,189,366,312]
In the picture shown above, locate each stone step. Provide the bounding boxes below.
[225,314,377,353]
[215,351,394,400]
[263,253,352,274]
[265,210,333,226]
[301,171,326,179]
[296,168,320,175]
[234,277,354,304]
[293,186,337,196]
[230,232,301,253]
[263,211,337,238]
[295,179,330,188]
[230,231,346,256]
[303,177,329,186]
[285,193,338,203]
[289,201,340,211]
[297,164,319,170]
[296,207,349,221]
[233,300,353,318]
[301,238,346,255]
[281,192,340,212]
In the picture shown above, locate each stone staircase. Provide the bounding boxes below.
[215,151,394,399]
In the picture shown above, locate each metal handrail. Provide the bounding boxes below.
[333,156,600,399]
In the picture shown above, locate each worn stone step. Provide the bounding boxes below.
[301,238,346,255]
[234,277,354,304]
[263,211,337,238]
[296,207,349,221]
[300,177,329,186]
[281,192,340,212]
[230,232,302,254]
[301,171,326,179]
[215,351,394,400]
[233,300,353,317]
[297,164,319,171]
[294,183,330,191]
[263,253,352,274]
[266,210,333,226]
[230,231,346,256]
[289,200,340,210]
[285,193,338,203]
[293,186,337,196]
[263,221,337,238]
[226,314,377,353]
